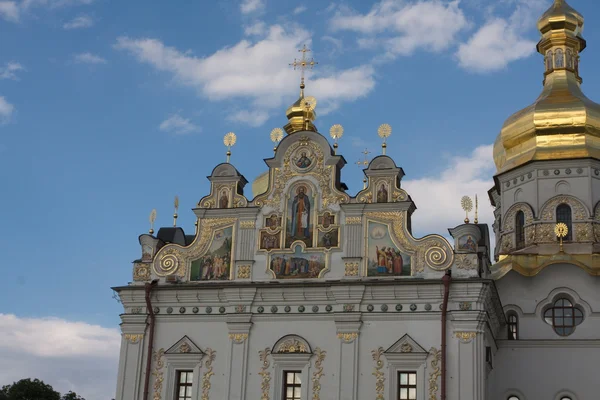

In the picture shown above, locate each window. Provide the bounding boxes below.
[544,298,584,336]
[398,372,417,400]
[556,204,573,241]
[175,370,193,400]
[507,313,519,340]
[560,397,572,400]
[508,397,520,400]
[515,211,525,249]
[283,371,302,400]
[555,48,565,68]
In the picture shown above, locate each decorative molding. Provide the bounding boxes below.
[237,265,252,279]
[229,333,249,344]
[178,342,191,353]
[133,263,151,281]
[540,195,588,221]
[239,220,256,229]
[454,254,476,270]
[258,348,272,400]
[428,348,441,400]
[343,304,356,312]
[337,332,359,343]
[311,348,326,400]
[201,348,216,400]
[455,331,478,343]
[459,302,473,311]
[345,216,362,225]
[124,334,143,344]
[152,348,165,400]
[575,223,593,241]
[275,338,309,353]
[400,343,413,353]
[371,347,385,400]
[502,202,534,232]
[344,262,359,276]
[235,305,247,313]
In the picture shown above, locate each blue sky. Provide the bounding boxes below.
[1,0,599,398]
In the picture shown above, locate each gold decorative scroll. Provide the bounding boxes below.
[371,347,385,400]
[229,333,249,344]
[337,332,359,343]
[365,211,454,272]
[428,348,441,400]
[152,217,237,277]
[124,334,143,344]
[201,348,216,400]
[312,348,326,400]
[152,348,165,400]
[455,331,478,343]
[258,348,272,400]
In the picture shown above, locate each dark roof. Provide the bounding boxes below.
[156,227,187,246]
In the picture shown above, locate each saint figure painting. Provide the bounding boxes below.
[286,184,313,247]
[190,226,233,280]
[366,221,411,276]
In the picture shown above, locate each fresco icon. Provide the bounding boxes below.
[270,245,326,279]
[190,226,233,280]
[366,221,411,276]
[286,184,313,248]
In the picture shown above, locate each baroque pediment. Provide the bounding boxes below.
[165,335,204,355]
[385,334,427,354]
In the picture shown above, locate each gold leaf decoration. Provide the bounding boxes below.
[152,348,165,400]
[371,347,385,400]
[311,348,326,400]
[428,348,441,400]
[201,348,216,400]
[258,348,272,400]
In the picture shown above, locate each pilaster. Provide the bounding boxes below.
[226,315,253,400]
[334,313,362,400]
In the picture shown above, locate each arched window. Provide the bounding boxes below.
[546,50,554,71]
[566,49,574,69]
[560,397,572,400]
[507,313,518,340]
[544,298,584,336]
[556,204,573,240]
[555,48,565,68]
[515,211,525,249]
[508,396,520,400]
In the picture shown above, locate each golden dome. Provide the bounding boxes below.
[283,87,317,135]
[494,0,600,174]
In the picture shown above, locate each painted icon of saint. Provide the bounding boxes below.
[296,151,312,169]
[219,190,229,208]
[377,183,388,203]
[290,186,311,239]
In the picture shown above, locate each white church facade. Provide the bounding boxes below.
[113,1,599,399]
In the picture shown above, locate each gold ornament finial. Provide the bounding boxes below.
[330,124,344,154]
[356,148,371,189]
[224,132,237,163]
[290,44,318,96]
[303,96,317,130]
[555,223,569,252]
[378,124,392,155]
[474,195,479,224]
[149,209,157,235]
[270,128,284,152]
[461,196,473,224]
[173,195,179,227]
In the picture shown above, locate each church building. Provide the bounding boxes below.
[113,1,599,399]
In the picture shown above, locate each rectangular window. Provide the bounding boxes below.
[398,371,417,400]
[175,370,193,400]
[283,371,302,400]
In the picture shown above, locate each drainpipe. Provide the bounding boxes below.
[441,270,452,400]
[143,279,159,400]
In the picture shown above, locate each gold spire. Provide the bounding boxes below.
[284,45,318,134]
[494,0,600,174]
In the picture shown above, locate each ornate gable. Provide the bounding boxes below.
[165,336,204,355]
[385,334,428,355]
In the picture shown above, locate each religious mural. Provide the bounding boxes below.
[317,229,339,249]
[269,245,326,279]
[190,226,233,280]
[376,182,389,203]
[265,214,282,230]
[318,212,335,228]
[366,221,411,276]
[291,147,315,172]
[260,231,280,251]
[458,235,477,252]
[219,188,229,209]
[285,184,314,248]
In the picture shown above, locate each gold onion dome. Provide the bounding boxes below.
[284,86,318,134]
[494,0,600,174]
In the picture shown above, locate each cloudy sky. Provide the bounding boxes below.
[1,0,599,399]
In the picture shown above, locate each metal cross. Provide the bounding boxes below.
[290,45,318,87]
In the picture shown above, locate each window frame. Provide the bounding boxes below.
[397,371,417,400]
[544,298,584,336]
[507,313,519,340]
[282,370,302,400]
[271,353,312,400]
[515,211,526,249]
[384,351,427,400]
[174,370,193,400]
[556,204,573,241]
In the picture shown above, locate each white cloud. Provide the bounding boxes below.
[228,109,269,127]
[63,14,93,29]
[244,21,266,36]
[293,6,306,15]
[403,144,495,239]
[0,62,24,80]
[0,314,120,400]
[0,96,15,123]
[456,0,548,72]
[330,0,468,57]
[74,52,107,64]
[159,113,200,134]
[115,25,376,127]
[0,1,19,22]
[240,0,264,15]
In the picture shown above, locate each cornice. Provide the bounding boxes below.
[497,339,600,348]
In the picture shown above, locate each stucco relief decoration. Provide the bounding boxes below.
[201,348,216,400]
[345,216,362,225]
[239,220,256,229]
[229,333,249,344]
[537,224,554,243]
[371,347,385,400]
[253,138,350,210]
[575,223,593,241]
[133,263,151,281]
[152,348,165,400]
[151,218,236,278]
[428,348,441,400]
[365,212,453,273]
[124,334,143,344]
[344,262,359,276]
[541,195,588,221]
[337,332,359,343]
[258,348,272,400]
[455,331,478,343]
[454,254,475,270]
[400,343,413,353]
[502,203,534,232]
[274,337,310,354]
[311,348,326,400]
[178,342,191,353]
[237,265,251,279]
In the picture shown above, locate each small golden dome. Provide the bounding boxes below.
[494,0,600,174]
[283,90,317,135]
[252,170,270,199]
